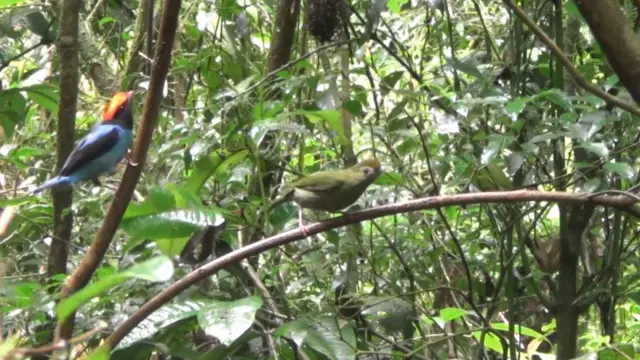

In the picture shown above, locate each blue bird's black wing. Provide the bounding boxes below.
[60,127,120,176]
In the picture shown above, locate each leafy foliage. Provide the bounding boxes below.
[1,0,640,358]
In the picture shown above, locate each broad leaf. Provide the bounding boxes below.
[24,84,59,113]
[301,109,348,144]
[304,316,357,360]
[472,331,505,355]
[56,257,174,322]
[439,307,468,322]
[123,186,176,219]
[121,208,225,239]
[0,89,27,137]
[197,296,263,346]
[117,299,211,349]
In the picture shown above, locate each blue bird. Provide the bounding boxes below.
[32,91,135,194]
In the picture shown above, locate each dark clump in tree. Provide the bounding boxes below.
[306,0,341,43]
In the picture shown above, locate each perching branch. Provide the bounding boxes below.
[106,189,640,348]
[0,40,48,72]
[54,0,182,340]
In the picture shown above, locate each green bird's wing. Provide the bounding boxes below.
[269,189,294,209]
[290,171,345,193]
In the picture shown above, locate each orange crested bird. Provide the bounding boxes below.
[32,91,135,194]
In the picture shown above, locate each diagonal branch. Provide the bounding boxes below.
[54,0,182,340]
[106,189,640,347]
[502,0,640,116]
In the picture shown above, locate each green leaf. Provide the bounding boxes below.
[165,184,202,208]
[490,323,543,338]
[304,316,357,360]
[155,237,190,257]
[56,257,174,322]
[536,89,572,110]
[447,57,484,80]
[123,186,176,219]
[121,208,225,239]
[604,74,619,90]
[387,99,409,121]
[274,318,313,345]
[215,150,249,177]
[98,16,115,27]
[0,0,23,6]
[24,84,59,113]
[605,162,635,180]
[480,138,503,165]
[197,296,263,346]
[471,162,512,191]
[342,99,362,117]
[485,162,512,189]
[380,71,404,96]
[472,331,505,355]
[203,66,221,90]
[0,89,27,137]
[83,345,110,360]
[10,146,43,160]
[387,0,407,13]
[0,195,34,207]
[301,109,348,144]
[580,141,609,160]
[504,98,527,121]
[185,151,225,193]
[527,131,568,144]
[439,307,468,322]
[598,344,636,360]
[375,171,404,186]
[117,299,211,349]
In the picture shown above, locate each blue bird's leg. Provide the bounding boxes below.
[126,149,139,167]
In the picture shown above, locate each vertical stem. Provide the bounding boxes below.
[50,0,81,280]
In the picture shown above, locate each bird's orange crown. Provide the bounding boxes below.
[103,91,132,120]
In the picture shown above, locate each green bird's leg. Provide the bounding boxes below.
[298,206,310,237]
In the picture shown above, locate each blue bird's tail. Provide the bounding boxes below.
[31,176,73,194]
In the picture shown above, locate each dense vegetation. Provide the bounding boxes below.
[1,0,640,359]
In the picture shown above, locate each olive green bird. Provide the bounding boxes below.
[270,159,382,234]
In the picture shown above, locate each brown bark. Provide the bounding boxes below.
[556,205,594,359]
[265,0,300,74]
[49,0,81,281]
[574,0,640,104]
